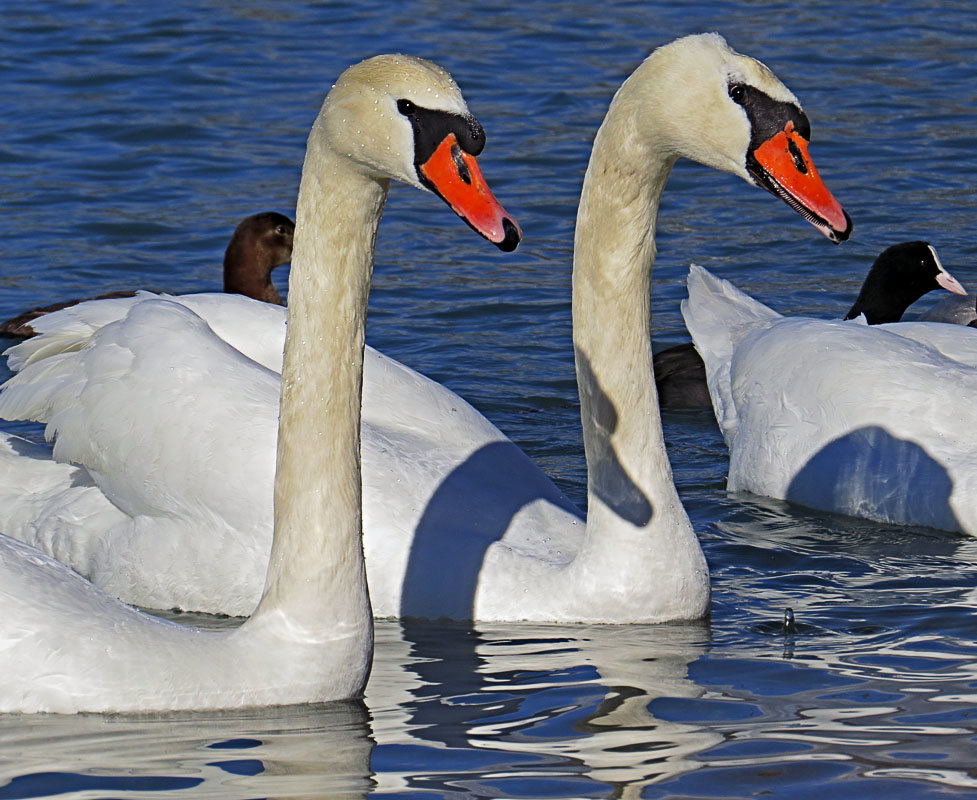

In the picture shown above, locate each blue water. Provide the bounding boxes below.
[3,0,977,797]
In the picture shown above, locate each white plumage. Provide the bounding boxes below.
[0,34,851,627]
[0,53,518,713]
[683,264,977,533]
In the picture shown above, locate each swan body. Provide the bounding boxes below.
[683,264,977,534]
[0,33,850,624]
[0,212,293,338]
[654,241,965,407]
[0,293,576,618]
[0,54,520,713]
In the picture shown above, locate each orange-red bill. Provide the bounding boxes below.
[419,134,522,252]
[751,122,852,243]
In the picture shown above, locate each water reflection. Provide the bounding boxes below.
[660,640,977,796]
[366,620,718,797]
[0,702,375,799]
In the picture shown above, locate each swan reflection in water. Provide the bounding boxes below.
[6,599,977,797]
[0,699,375,799]
[0,619,715,799]
[367,620,717,797]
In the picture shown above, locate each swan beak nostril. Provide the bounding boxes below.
[418,133,521,249]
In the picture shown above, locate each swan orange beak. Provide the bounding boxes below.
[419,134,522,252]
[749,122,852,244]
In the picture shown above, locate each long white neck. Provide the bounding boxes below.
[250,121,383,647]
[570,72,709,615]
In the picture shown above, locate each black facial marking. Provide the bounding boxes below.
[396,98,486,169]
[732,83,811,147]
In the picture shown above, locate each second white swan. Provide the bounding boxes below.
[683,264,977,534]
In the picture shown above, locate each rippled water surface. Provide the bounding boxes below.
[3,0,977,797]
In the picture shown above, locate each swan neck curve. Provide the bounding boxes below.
[570,76,707,609]
[251,129,382,650]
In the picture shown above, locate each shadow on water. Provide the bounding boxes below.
[785,425,962,532]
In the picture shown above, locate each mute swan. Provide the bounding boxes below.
[655,242,965,407]
[0,54,520,713]
[683,264,977,534]
[0,212,294,338]
[0,33,849,623]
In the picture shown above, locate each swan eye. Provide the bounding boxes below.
[397,99,416,116]
[728,84,746,105]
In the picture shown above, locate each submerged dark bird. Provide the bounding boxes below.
[781,607,797,635]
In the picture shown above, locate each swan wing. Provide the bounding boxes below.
[7,292,289,373]
[0,298,279,613]
[0,294,581,617]
[874,320,977,367]
[681,264,782,446]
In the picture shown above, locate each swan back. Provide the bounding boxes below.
[916,293,977,325]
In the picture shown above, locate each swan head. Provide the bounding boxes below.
[628,33,852,243]
[316,54,521,251]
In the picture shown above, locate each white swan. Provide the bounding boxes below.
[0,54,520,713]
[654,241,966,407]
[0,33,850,623]
[683,264,977,534]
